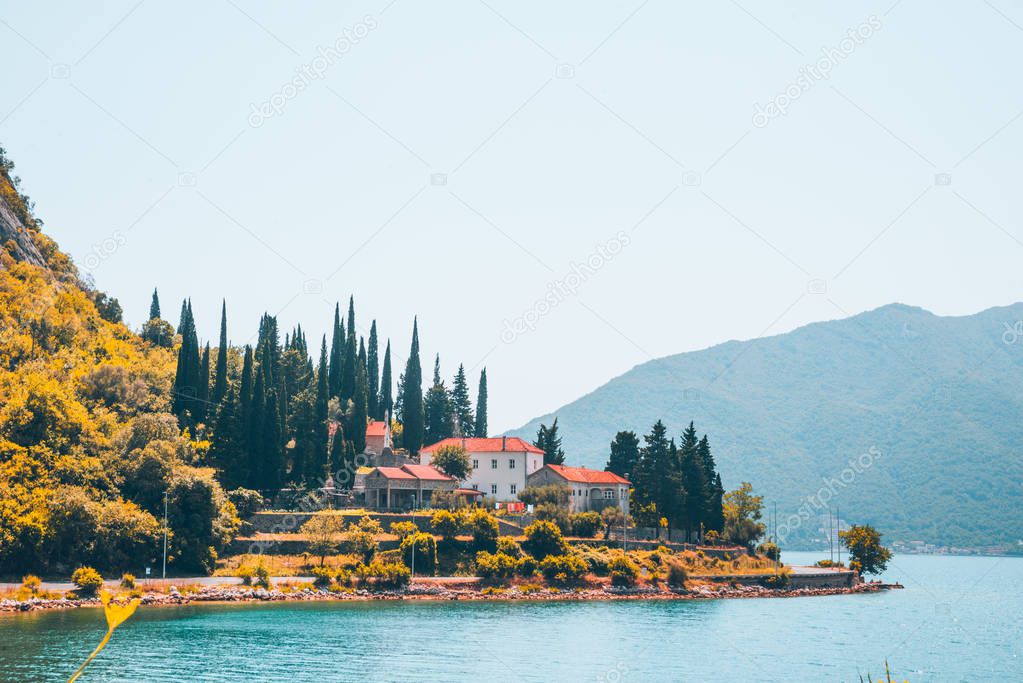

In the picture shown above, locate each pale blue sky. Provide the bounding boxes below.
[1,0,1021,431]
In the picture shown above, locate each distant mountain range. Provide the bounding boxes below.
[509,303,1023,549]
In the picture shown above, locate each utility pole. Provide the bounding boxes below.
[828,509,834,563]
[773,502,779,575]
[410,500,416,580]
[837,506,841,566]
[162,490,169,579]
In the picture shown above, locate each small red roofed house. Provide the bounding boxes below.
[527,464,631,515]
[363,464,456,510]
[365,419,391,454]
[419,436,544,502]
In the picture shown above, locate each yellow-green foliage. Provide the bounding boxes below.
[0,256,237,574]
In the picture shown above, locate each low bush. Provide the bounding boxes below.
[522,520,568,559]
[608,556,639,587]
[254,561,271,589]
[516,556,538,577]
[237,565,255,586]
[573,545,617,575]
[400,532,437,575]
[389,521,417,541]
[814,559,844,568]
[760,572,790,589]
[539,554,588,586]
[71,567,104,596]
[667,561,688,587]
[569,511,602,538]
[119,573,137,590]
[475,551,518,583]
[311,566,333,588]
[757,542,780,562]
[496,537,523,558]
[430,510,462,541]
[466,509,499,552]
[356,561,411,588]
[21,574,41,596]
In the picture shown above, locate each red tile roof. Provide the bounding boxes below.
[420,437,544,455]
[365,420,388,437]
[372,466,416,480]
[545,464,631,486]
[401,464,456,481]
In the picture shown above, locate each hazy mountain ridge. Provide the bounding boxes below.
[510,303,1023,548]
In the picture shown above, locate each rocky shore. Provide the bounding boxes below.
[0,580,900,613]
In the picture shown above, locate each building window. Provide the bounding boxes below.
[510,483,517,494]
[491,459,498,469]
[509,459,515,469]
[473,459,479,469]
[604,489,614,499]
[491,484,498,495]
[472,484,478,490]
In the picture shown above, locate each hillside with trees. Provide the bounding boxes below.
[512,302,1023,549]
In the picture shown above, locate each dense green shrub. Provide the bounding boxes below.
[254,560,271,589]
[522,520,568,559]
[71,566,104,596]
[757,541,780,561]
[400,532,437,575]
[119,573,137,590]
[573,545,616,575]
[21,574,41,596]
[467,509,499,552]
[534,503,571,533]
[517,484,571,507]
[311,565,333,588]
[516,556,538,577]
[430,510,462,541]
[236,565,255,585]
[496,537,523,558]
[356,561,411,588]
[569,511,602,538]
[475,551,518,582]
[760,572,790,589]
[539,554,588,586]
[608,556,639,587]
[666,561,688,587]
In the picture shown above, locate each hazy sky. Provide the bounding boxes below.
[2,1,1021,432]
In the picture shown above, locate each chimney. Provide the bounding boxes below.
[502,436,507,451]
[461,437,466,449]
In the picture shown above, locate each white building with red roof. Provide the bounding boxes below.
[527,464,631,515]
[419,436,544,501]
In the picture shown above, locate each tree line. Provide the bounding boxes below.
[603,420,725,539]
[157,291,489,493]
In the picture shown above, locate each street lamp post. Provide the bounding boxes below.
[162,490,169,579]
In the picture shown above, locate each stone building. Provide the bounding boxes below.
[526,464,631,515]
[363,464,457,511]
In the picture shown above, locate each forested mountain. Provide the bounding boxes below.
[511,303,1023,549]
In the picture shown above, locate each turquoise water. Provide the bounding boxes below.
[1,553,1019,682]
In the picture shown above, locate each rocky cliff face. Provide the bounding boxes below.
[0,186,47,268]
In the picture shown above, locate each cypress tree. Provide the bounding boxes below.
[450,364,474,437]
[239,345,254,417]
[350,360,369,453]
[211,385,243,487]
[176,299,188,334]
[474,368,488,437]
[678,422,705,539]
[315,336,330,479]
[149,288,161,320]
[367,321,380,419]
[328,303,344,400]
[197,342,211,423]
[247,370,266,489]
[534,418,565,465]
[699,435,725,532]
[379,339,393,420]
[631,420,681,527]
[212,301,228,405]
[172,299,200,425]
[261,387,284,490]
[606,430,640,480]
[424,355,453,444]
[400,318,424,455]
[340,297,357,402]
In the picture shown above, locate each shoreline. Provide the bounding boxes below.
[0,580,901,615]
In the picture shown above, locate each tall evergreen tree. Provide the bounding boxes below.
[474,368,488,437]
[698,435,725,532]
[605,430,640,480]
[367,321,380,419]
[534,418,565,465]
[399,318,424,455]
[176,299,188,334]
[631,420,683,527]
[678,422,706,539]
[212,301,229,405]
[197,342,211,423]
[424,355,453,444]
[328,303,344,400]
[350,359,369,454]
[450,363,474,437]
[247,370,266,489]
[211,385,243,486]
[378,339,393,420]
[261,387,284,490]
[314,336,330,479]
[149,288,161,320]
[340,297,357,402]
[172,299,201,425]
